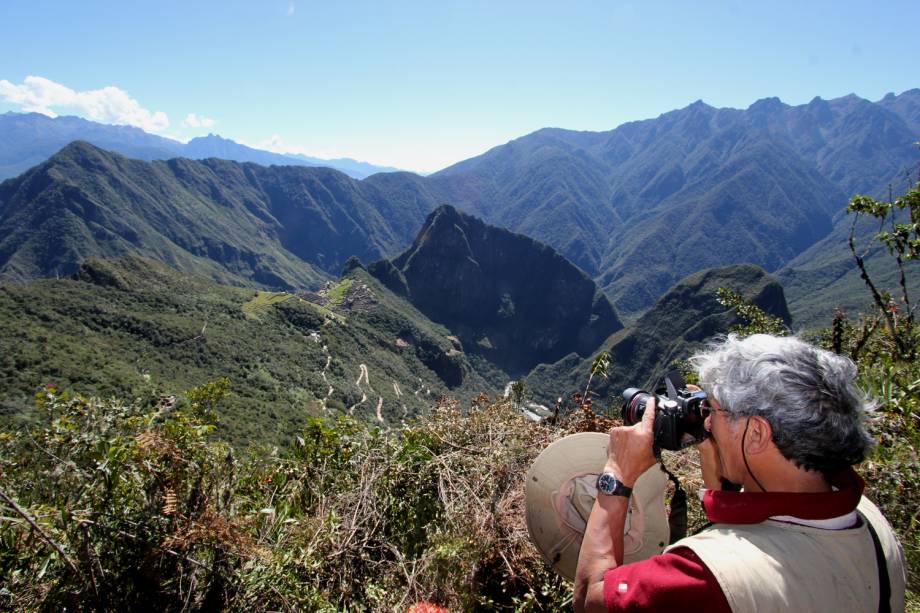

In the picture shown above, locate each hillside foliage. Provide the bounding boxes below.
[0,387,581,611]
[0,257,495,447]
[1,309,918,611]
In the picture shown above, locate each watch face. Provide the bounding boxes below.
[597,472,619,495]
[597,472,632,496]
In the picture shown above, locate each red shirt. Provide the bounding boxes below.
[602,470,865,611]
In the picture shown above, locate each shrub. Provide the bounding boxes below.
[0,389,575,611]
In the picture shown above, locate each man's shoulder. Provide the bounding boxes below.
[602,549,731,612]
[669,505,905,612]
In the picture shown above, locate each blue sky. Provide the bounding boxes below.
[1,1,918,173]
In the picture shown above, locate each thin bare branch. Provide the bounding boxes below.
[849,212,905,355]
[0,487,78,573]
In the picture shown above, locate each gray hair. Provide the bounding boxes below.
[691,334,874,475]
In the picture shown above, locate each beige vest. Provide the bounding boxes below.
[665,497,906,612]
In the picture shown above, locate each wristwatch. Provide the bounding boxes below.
[596,472,633,497]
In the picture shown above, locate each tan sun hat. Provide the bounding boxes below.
[524,432,670,581]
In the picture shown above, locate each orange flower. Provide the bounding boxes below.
[407,602,450,613]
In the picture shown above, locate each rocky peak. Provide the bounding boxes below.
[373,205,623,375]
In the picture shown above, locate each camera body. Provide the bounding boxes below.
[621,385,708,450]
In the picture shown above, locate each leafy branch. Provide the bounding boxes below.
[715,288,788,337]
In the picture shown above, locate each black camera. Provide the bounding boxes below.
[621,372,708,451]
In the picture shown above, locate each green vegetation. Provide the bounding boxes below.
[0,236,918,609]
[3,328,916,609]
[0,256,495,447]
[509,379,526,406]
[242,291,294,319]
[325,279,354,306]
[0,388,573,611]
[0,141,428,286]
[779,165,920,332]
[838,178,920,598]
[846,175,920,359]
[525,264,790,409]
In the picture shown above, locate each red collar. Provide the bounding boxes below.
[702,468,865,525]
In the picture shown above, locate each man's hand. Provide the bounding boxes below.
[605,395,657,487]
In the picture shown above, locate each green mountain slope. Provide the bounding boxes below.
[0,255,496,446]
[3,91,917,327]
[526,264,791,406]
[596,136,845,313]
[0,141,430,287]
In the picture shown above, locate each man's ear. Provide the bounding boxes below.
[743,416,773,455]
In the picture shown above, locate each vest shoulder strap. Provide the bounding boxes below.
[859,510,890,613]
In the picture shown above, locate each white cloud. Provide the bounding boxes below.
[183,113,216,129]
[260,134,290,152]
[0,75,170,133]
[252,133,297,154]
[249,133,346,160]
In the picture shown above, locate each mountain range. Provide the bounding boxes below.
[0,112,402,180]
[1,90,918,333]
[0,141,426,286]
[423,90,920,321]
[0,248,787,445]
[0,106,824,436]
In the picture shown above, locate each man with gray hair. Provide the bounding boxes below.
[574,334,906,612]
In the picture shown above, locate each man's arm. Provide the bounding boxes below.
[573,494,630,612]
[573,398,657,612]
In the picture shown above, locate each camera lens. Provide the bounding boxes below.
[621,388,648,425]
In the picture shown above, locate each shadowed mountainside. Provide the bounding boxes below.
[526,263,791,405]
[369,205,623,375]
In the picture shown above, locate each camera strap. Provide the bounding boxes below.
[658,461,688,543]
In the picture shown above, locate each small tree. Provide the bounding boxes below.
[846,170,920,360]
[584,351,610,399]
[509,379,526,406]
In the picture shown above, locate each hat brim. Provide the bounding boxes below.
[525,432,670,580]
